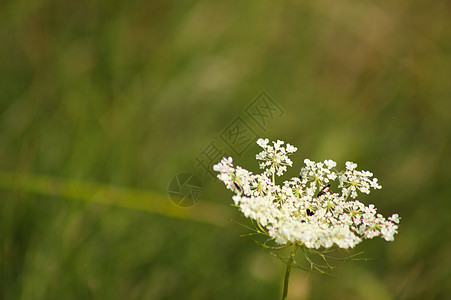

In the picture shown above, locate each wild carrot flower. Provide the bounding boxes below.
[214,138,401,299]
[213,138,399,250]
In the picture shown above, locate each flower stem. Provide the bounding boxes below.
[282,244,299,300]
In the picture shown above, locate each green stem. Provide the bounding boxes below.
[282,244,299,300]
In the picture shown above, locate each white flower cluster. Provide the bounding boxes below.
[256,138,297,177]
[213,138,400,249]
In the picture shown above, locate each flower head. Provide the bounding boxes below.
[213,138,400,249]
[255,138,297,177]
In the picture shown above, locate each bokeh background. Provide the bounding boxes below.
[1,0,450,299]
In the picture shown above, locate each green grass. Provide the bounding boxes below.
[1,0,450,299]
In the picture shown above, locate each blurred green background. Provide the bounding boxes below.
[0,0,450,299]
